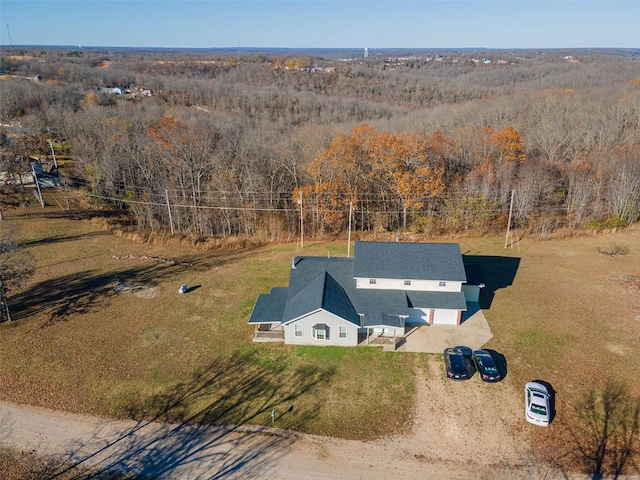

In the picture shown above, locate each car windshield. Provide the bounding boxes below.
[477,356,497,372]
[530,404,547,415]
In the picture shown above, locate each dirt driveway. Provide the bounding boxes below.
[0,356,527,479]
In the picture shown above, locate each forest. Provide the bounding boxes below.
[1,47,639,241]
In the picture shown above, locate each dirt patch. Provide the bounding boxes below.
[112,280,159,298]
[617,274,640,292]
[112,254,194,266]
[385,356,525,466]
[605,343,632,356]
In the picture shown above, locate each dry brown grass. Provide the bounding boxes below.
[2,207,640,468]
[0,208,414,440]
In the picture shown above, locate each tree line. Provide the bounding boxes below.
[1,48,639,238]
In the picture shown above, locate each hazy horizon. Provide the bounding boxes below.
[1,1,638,50]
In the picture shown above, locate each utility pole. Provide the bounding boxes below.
[165,189,175,234]
[298,191,304,249]
[48,139,58,169]
[6,25,13,51]
[347,201,353,257]
[505,189,515,248]
[31,162,45,208]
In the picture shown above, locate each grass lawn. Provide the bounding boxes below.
[2,207,640,453]
[0,209,415,440]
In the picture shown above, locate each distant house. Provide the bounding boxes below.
[248,242,483,347]
[30,160,59,187]
[100,87,124,94]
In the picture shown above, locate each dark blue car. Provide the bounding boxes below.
[444,346,476,380]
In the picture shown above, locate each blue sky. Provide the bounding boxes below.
[1,1,638,49]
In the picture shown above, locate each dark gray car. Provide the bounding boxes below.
[444,346,476,380]
[473,350,501,382]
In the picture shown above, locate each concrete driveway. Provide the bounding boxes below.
[396,304,493,353]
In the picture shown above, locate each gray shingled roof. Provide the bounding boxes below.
[281,270,360,326]
[361,313,405,328]
[406,291,468,310]
[354,241,467,282]
[248,287,288,324]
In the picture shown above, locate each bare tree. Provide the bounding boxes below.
[604,152,640,225]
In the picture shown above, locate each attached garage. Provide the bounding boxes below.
[432,308,460,325]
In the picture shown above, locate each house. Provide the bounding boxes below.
[248,241,483,347]
[100,87,123,95]
[30,160,59,187]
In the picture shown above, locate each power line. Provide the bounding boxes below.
[78,190,570,216]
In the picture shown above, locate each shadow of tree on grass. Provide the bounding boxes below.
[563,380,640,478]
[49,351,334,479]
[7,262,188,327]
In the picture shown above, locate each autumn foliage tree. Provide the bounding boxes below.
[304,124,446,233]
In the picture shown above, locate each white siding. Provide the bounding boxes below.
[407,307,430,324]
[462,285,480,303]
[355,277,462,292]
[284,310,359,346]
[432,309,459,325]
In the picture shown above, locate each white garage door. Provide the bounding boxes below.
[432,309,458,325]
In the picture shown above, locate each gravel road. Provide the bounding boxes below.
[0,357,525,479]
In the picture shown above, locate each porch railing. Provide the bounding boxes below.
[253,330,285,341]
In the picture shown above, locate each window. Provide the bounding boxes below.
[313,324,329,340]
[369,278,377,285]
[294,324,303,337]
[339,325,347,338]
[439,281,447,287]
[404,280,411,286]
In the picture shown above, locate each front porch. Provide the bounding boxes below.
[252,324,284,343]
[358,331,405,351]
